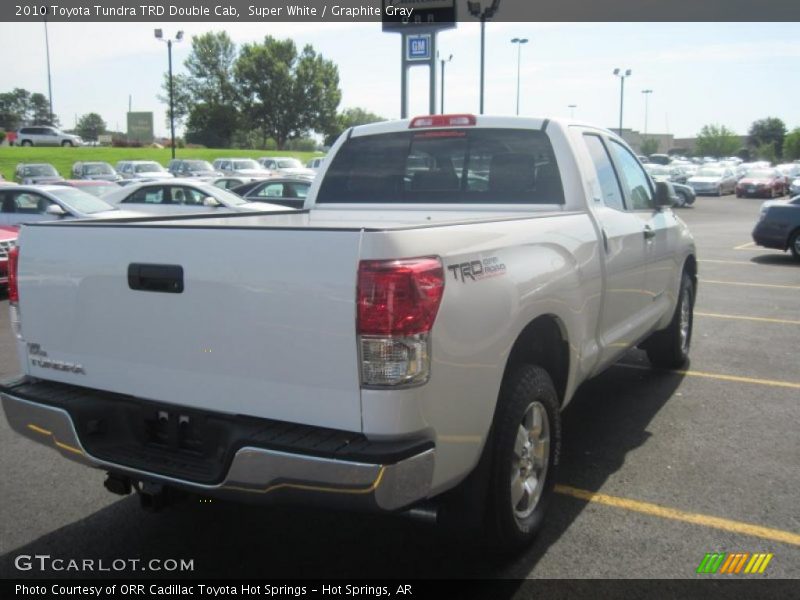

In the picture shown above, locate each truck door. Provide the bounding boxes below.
[606,140,679,321]
[580,132,654,366]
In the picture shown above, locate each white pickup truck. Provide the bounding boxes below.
[1,115,696,551]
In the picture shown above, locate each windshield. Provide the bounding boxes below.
[277,159,303,169]
[203,185,248,206]
[746,170,775,179]
[135,163,164,173]
[233,160,261,170]
[84,163,114,175]
[695,169,723,177]
[48,187,116,214]
[23,165,58,177]
[317,128,564,205]
[186,160,214,171]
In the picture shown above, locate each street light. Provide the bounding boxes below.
[510,38,528,116]
[438,52,453,114]
[155,28,184,159]
[468,0,501,115]
[613,68,632,136]
[44,17,53,124]
[568,104,577,119]
[641,89,653,136]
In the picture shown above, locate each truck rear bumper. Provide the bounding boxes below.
[0,379,435,511]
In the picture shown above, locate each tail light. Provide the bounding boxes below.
[357,258,444,387]
[8,245,22,339]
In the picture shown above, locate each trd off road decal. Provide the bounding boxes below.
[447,257,506,283]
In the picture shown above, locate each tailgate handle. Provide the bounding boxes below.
[128,264,184,294]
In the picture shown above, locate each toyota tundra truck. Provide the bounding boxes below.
[1,115,696,551]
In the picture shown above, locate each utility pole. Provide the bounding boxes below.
[468,0,501,115]
[511,38,528,116]
[613,68,632,136]
[44,18,53,124]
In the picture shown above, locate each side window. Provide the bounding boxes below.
[609,140,654,210]
[258,183,286,198]
[171,186,205,205]
[14,192,51,214]
[582,134,625,211]
[287,183,309,199]
[124,187,164,204]
[0,192,13,213]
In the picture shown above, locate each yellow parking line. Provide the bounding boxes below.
[700,279,800,290]
[695,311,800,326]
[555,485,800,546]
[617,363,800,389]
[699,259,757,266]
[733,242,756,250]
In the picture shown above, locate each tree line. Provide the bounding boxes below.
[694,118,800,161]
[162,31,384,149]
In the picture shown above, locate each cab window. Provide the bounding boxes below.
[608,140,654,210]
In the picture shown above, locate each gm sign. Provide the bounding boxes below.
[406,34,431,61]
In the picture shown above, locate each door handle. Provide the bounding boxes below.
[643,225,656,240]
[128,263,184,293]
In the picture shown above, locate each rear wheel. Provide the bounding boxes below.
[61,140,73,147]
[486,365,561,552]
[675,190,689,207]
[643,272,695,368]
[21,140,32,147]
[790,230,800,261]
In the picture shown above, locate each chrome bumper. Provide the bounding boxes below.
[1,393,435,511]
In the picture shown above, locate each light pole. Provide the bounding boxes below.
[155,29,183,159]
[468,0,501,115]
[613,68,632,137]
[568,104,577,119]
[438,52,453,114]
[641,89,653,136]
[510,38,528,116]
[44,18,53,124]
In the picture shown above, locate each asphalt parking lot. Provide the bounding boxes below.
[0,194,798,580]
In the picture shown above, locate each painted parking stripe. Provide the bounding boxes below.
[617,363,800,390]
[700,259,758,266]
[554,484,800,547]
[700,279,800,291]
[695,311,800,326]
[733,242,757,250]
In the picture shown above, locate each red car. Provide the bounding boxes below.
[0,226,19,288]
[736,169,786,198]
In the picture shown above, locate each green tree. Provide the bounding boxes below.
[782,128,800,161]
[185,103,239,148]
[235,36,341,149]
[75,112,106,141]
[159,73,194,129]
[748,117,786,160]
[695,124,740,158]
[0,88,31,130]
[29,93,55,125]
[754,142,777,164]
[324,107,385,146]
[640,137,659,156]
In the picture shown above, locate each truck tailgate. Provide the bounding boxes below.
[16,224,364,432]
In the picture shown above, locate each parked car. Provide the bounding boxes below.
[752,195,800,260]
[257,156,315,179]
[72,161,121,182]
[167,159,222,178]
[233,178,312,209]
[211,176,273,191]
[0,185,136,226]
[14,163,64,184]
[212,158,272,177]
[306,156,326,170]
[776,163,800,189]
[0,226,18,288]
[735,169,785,198]
[648,153,672,165]
[0,115,697,553]
[116,161,174,181]
[790,178,800,196]
[14,126,82,147]
[686,167,737,196]
[53,180,123,198]
[644,164,688,185]
[101,180,292,216]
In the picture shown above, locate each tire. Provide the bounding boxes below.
[643,272,695,368]
[717,187,723,197]
[61,140,73,147]
[485,365,561,552]
[789,229,800,261]
[676,190,689,207]
[21,140,32,147]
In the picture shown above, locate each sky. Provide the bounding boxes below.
[0,21,798,139]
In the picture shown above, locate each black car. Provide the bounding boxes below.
[231,178,311,210]
[752,195,800,260]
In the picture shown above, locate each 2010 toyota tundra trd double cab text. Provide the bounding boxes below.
[2,115,696,551]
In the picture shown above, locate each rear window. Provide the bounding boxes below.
[316,128,563,204]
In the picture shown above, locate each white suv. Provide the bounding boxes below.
[15,126,82,147]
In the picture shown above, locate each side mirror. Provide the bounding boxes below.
[654,181,674,209]
[203,197,221,207]
[45,204,67,217]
